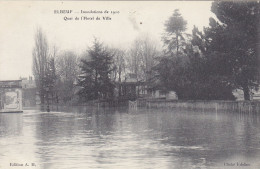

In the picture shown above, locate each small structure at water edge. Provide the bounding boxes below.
[0,80,23,113]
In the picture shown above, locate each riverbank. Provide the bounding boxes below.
[25,99,260,114]
[137,98,260,113]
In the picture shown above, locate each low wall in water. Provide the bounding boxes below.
[137,98,260,113]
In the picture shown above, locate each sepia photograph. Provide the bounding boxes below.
[0,1,259,169]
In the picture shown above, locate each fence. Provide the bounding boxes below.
[137,98,260,114]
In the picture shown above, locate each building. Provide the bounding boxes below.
[116,73,147,100]
[232,88,260,101]
[116,73,178,100]
[0,80,23,113]
[20,76,39,107]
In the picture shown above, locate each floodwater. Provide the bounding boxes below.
[0,106,260,169]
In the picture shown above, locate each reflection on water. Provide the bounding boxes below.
[0,107,260,169]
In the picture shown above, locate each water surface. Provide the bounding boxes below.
[0,107,260,169]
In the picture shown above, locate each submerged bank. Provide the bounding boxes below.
[137,98,260,113]
[28,99,260,114]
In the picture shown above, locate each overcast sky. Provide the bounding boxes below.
[0,1,214,80]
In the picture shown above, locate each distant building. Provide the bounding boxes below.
[251,89,260,100]
[232,89,244,101]
[0,80,23,113]
[232,88,260,101]
[20,76,39,107]
[149,90,178,100]
[116,73,147,100]
[116,73,178,100]
[20,76,36,89]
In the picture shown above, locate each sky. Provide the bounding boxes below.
[0,1,214,80]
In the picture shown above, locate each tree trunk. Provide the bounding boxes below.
[95,70,98,99]
[56,93,59,104]
[40,77,45,111]
[46,91,50,112]
[40,91,45,111]
[118,66,122,97]
[176,33,179,57]
[242,85,250,101]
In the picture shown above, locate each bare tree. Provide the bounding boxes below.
[32,28,49,110]
[56,51,80,103]
[110,48,126,83]
[127,35,159,82]
[48,45,58,104]
[109,48,127,98]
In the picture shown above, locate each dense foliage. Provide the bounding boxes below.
[77,39,114,101]
[155,1,259,100]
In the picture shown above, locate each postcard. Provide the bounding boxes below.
[0,1,259,169]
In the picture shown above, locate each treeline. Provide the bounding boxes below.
[32,29,80,108]
[155,1,259,100]
[32,1,259,109]
[32,30,159,106]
